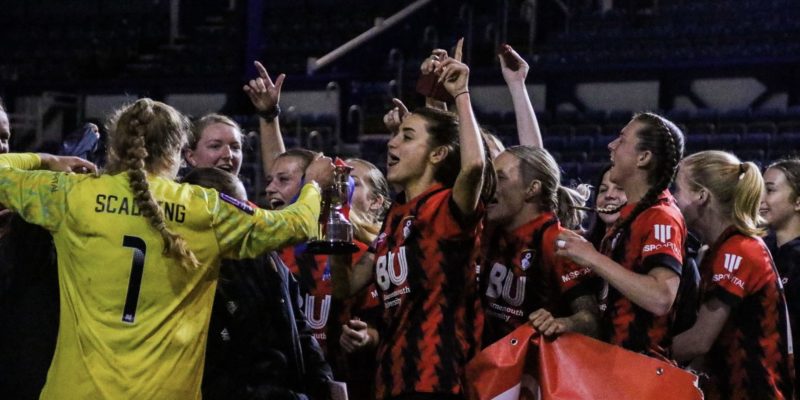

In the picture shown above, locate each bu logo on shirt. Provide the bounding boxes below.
[376,246,409,290]
[653,224,672,243]
[302,294,331,330]
[723,253,743,273]
[486,262,526,307]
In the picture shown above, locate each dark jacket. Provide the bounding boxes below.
[203,253,333,400]
[0,215,60,400]
[765,232,800,388]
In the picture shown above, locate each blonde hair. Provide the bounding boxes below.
[188,113,243,150]
[681,150,765,237]
[345,158,392,244]
[505,145,589,230]
[107,98,200,269]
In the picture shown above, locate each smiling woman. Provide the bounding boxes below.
[184,114,244,175]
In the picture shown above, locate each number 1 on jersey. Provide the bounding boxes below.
[122,235,146,323]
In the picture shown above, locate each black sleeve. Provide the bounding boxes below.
[641,253,683,276]
[709,286,743,309]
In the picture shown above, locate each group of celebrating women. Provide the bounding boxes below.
[0,42,797,400]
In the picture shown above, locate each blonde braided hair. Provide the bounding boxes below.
[108,99,200,270]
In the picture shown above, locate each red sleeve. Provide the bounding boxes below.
[633,206,685,275]
[706,239,772,307]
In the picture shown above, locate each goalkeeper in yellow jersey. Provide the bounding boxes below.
[0,98,333,400]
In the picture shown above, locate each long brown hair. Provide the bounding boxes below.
[413,107,497,203]
[610,112,684,236]
[106,99,200,270]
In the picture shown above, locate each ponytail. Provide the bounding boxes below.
[681,151,764,237]
[732,161,765,236]
[556,184,590,230]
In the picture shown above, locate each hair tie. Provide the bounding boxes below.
[738,163,747,180]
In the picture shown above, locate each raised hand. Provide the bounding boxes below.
[382,98,410,133]
[243,61,285,115]
[420,48,449,75]
[435,57,470,97]
[498,44,530,84]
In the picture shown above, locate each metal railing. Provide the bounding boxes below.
[306,0,434,75]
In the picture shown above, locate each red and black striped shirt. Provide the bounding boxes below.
[601,191,686,356]
[281,241,369,352]
[700,227,794,400]
[480,212,596,347]
[372,184,484,399]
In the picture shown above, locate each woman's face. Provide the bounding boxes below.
[761,167,800,230]
[349,161,383,217]
[186,123,243,175]
[264,155,306,210]
[596,169,625,225]
[607,119,644,187]
[386,114,435,189]
[673,167,703,229]
[0,111,10,154]
[487,151,528,227]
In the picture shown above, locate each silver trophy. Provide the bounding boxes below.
[306,161,359,254]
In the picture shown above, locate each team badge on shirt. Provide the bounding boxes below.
[401,217,414,239]
[653,224,672,243]
[519,249,535,271]
[723,253,743,273]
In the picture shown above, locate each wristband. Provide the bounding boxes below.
[454,91,469,99]
[257,104,281,120]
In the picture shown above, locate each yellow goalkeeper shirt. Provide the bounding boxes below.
[0,153,320,400]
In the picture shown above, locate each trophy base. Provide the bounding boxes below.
[305,240,360,255]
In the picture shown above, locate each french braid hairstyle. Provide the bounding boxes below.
[608,112,685,238]
[106,98,200,270]
[505,145,590,230]
[413,107,497,204]
[682,151,765,237]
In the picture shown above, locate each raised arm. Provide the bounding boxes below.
[243,61,286,178]
[436,56,486,216]
[420,48,451,111]
[499,44,542,148]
